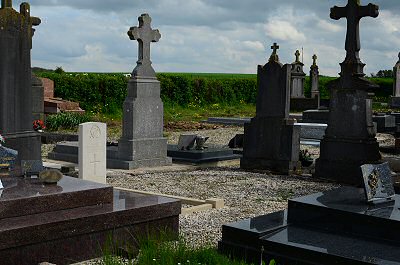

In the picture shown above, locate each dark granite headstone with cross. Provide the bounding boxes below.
[241,43,300,174]
[315,0,381,185]
[0,0,41,166]
[118,14,171,168]
[310,54,320,100]
[290,50,306,98]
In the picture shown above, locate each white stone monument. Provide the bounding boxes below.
[79,122,107,184]
[391,52,400,108]
[310,54,320,108]
[290,50,306,98]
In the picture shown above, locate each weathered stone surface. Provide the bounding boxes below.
[310,54,320,101]
[315,0,381,185]
[39,169,63,184]
[290,50,306,98]
[118,14,171,168]
[40,77,55,98]
[361,162,395,203]
[0,2,41,164]
[79,122,106,184]
[393,53,400,97]
[241,43,300,174]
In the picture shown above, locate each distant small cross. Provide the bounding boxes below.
[330,0,378,62]
[295,50,301,63]
[269,42,280,62]
[128,13,161,78]
[312,54,318,66]
[1,0,12,8]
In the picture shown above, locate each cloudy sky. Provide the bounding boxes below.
[12,0,400,76]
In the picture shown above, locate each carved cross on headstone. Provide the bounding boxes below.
[330,0,378,64]
[269,42,280,62]
[295,50,301,63]
[128,13,161,79]
[312,54,318,66]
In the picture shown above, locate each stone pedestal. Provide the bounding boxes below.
[219,187,400,265]
[0,3,41,164]
[32,73,44,121]
[315,88,381,185]
[118,78,171,168]
[391,96,400,109]
[241,45,300,174]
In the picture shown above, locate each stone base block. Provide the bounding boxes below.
[302,109,329,124]
[391,96,400,108]
[290,97,319,112]
[3,131,41,164]
[0,176,180,265]
[167,145,241,164]
[48,141,172,170]
[315,137,381,185]
[240,158,298,175]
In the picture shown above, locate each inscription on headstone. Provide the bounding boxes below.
[79,122,106,184]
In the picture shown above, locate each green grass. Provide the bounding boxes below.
[100,234,274,265]
[164,103,256,123]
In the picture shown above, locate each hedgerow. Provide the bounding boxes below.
[36,72,393,114]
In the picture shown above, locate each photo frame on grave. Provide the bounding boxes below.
[21,160,44,177]
[361,162,395,204]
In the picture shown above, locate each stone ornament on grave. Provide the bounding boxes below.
[118,13,171,168]
[79,122,106,184]
[314,0,381,185]
[361,162,395,204]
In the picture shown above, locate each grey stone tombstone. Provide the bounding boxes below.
[241,43,300,174]
[390,53,400,108]
[0,1,41,166]
[118,14,171,168]
[314,0,381,185]
[310,54,320,107]
[290,50,306,98]
[32,72,45,121]
[177,134,197,150]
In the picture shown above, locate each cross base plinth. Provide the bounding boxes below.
[314,138,381,185]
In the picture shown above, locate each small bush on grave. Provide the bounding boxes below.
[45,112,93,131]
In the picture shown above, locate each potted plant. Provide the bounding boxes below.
[299,149,313,167]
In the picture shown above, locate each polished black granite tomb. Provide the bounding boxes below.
[219,187,400,265]
[167,144,241,163]
[0,176,180,265]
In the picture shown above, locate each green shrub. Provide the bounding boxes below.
[45,112,93,131]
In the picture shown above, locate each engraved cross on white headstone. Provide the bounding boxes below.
[128,13,161,79]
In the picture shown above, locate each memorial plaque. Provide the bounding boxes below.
[177,134,197,150]
[361,162,395,203]
[21,160,44,176]
[0,146,18,173]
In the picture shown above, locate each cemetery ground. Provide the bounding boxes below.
[42,108,395,265]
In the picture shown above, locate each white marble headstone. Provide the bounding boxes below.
[78,122,107,184]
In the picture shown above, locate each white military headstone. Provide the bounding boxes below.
[79,122,107,184]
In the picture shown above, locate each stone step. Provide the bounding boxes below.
[0,176,112,219]
[261,225,400,265]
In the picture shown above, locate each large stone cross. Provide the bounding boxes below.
[269,42,280,62]
[128,13,161,79]
[330,0,378,63]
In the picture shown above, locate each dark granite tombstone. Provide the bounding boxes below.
[391,53,400,108]
[240,43,300,174]
[0,1,41,165]
[314,0,381,185]
[31,72,45,121]
[310,54,320,107]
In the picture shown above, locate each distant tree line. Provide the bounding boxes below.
[371,69,394,78]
